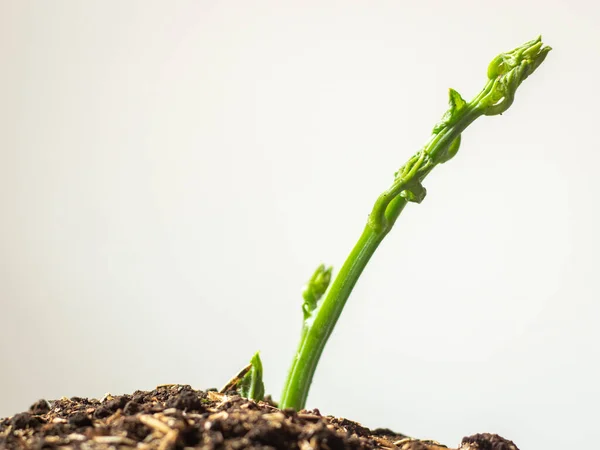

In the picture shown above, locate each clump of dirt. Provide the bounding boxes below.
[0,384,519,450]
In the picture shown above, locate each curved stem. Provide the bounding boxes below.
[279,37,551,411]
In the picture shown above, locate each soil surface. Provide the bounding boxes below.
[0,384,519,450]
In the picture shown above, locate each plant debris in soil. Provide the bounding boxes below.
[0,384,519,450]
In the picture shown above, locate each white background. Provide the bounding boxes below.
[1,2,598,449]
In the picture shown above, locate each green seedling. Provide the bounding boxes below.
[232,37,551,411]
[239,352,265,402]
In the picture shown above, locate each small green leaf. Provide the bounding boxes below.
[238,352,265,402]
[302,264,332,320]
[433,88,467,133]
[400,180,427,204]
[449,88,466,111]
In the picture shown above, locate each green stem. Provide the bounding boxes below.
[280,212,398,410]
[279,110,474,410]
[279,37,551,411]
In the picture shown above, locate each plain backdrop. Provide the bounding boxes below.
[1,1,599,449]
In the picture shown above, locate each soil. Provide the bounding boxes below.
[0,384,519,450]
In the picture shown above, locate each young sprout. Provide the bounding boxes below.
[278,36,551,411]
[238,352,265,402]
[224,352,265,402]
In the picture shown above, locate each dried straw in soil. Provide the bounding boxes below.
[0,384,519,450]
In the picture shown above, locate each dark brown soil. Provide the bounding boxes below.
[0,384,519,450]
